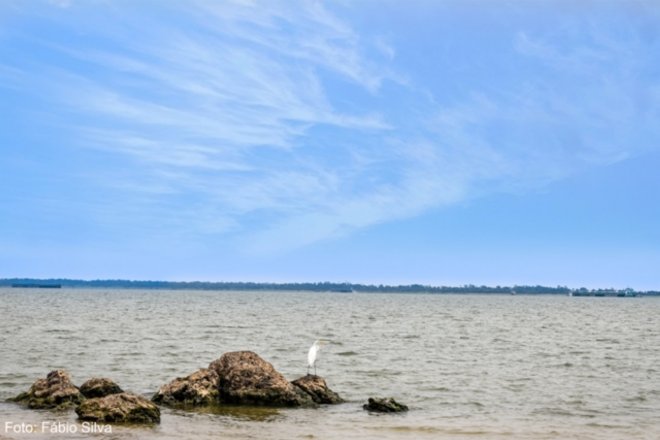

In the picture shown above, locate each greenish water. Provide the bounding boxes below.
[0,289,659,439]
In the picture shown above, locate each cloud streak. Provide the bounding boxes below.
[3,1,660,254]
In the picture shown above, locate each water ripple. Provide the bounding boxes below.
[0,289,658,440]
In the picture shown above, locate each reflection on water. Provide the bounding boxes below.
[0,288,659,439]
[170,404,282,422]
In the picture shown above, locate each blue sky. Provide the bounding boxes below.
[1,0,659,289]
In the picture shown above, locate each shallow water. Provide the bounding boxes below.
[0,288,659,439]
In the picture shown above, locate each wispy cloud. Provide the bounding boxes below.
[4,1,659,254]
[193,0,401,92]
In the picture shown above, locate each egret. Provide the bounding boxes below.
[307,339,327,376]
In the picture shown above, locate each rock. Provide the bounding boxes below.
[363,397,409,413]
[209,351,314,407]
[76,392,160,424]
[291,375,343,404]
[79,378,123,398]
[151,351,337,409]
[152,368,219,406]
[8,370,84,409]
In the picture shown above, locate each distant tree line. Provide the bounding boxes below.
[1,278,658,295]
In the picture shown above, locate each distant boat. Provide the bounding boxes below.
[331,288,355,293]
[11,283,62,289]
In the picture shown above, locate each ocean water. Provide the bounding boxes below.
[0,288,659,439]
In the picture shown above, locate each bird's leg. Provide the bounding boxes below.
[314,364,317,376]
[307,366,310,376]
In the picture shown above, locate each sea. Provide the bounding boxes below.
[0,288,658,439]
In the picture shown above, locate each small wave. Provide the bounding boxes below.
[120,351,146,356]
[491,337,509,343]
[532,407,577,417]
[377,425,509,436]
[585,422,625,428]
[160,351,180,358]
[428,386,450,392]
[564,399,586,406]
[0,373,29,380]
[363,369,403,377]
[371,426,443,433]
[337,351,358,356]
[595,338,620,344]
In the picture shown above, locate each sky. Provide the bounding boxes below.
[1,0,659,289]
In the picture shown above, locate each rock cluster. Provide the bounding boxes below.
[8,370,83,409]
[9,351,349,427]
[9,371,159,424]
[363,397,409,412]
[153,351,342,408]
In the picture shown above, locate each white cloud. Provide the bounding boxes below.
[6,2,660,254]
[194,0,400,92]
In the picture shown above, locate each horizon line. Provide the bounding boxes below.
[1,278,657,294]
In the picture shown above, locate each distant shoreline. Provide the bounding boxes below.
[1,278,658,296]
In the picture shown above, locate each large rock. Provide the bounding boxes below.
[209,351,314,407]
[8,370,84,409]
[152,351,344,409]
[152,368,219,406]
[79,378,123,398]
[291,375,343,404]
[76,392,160,424]
[363,397,409,412]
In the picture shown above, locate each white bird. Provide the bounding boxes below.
[307,339,326,376]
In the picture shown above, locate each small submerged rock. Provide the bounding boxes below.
[152,368,219,406]
[76,392,160,424]
[8,370,83,409]
[363,397,409,413]
[79,378,124,399]
[291,375,343,404]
